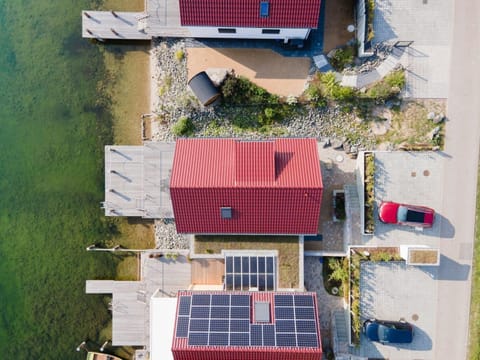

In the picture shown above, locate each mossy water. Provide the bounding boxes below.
[0,0,149,358]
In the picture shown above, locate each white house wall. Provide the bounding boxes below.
[186,26,310,40]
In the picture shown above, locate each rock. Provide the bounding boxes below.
[427,111,436,120]
[428,126,441,140]
[350,145,358,154]
[433,113,445,124]
[371,121,388,135]
[326,49,337,59]
[332,139,343,150]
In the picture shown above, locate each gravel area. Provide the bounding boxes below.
[154,219,189,250]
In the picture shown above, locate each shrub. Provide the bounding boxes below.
[365,70,405,100]
[221,74,279,105]
[171,116,194,136]
[330,46,355,71]
[175,49,185,61]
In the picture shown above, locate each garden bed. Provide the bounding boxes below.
[333,190,346,222]
[363,152,375,234]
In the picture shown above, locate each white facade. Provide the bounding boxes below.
[186,26,310,40]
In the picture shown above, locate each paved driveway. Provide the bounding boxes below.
[373,0,453,98]
[362,151,448,248]
[359,261,436,359]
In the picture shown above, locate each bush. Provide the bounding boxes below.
[171,116,194,136]
[221,74,279,105]
[175,49,185,61]
[365,70,405,100]
[330,46,355,71]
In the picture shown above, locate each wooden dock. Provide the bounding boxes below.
[85,252,191,346]
[82,0,190,40]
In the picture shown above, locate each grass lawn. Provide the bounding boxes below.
[194,235,300,289]
[468,160,480,359]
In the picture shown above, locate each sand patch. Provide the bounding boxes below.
[187,47,311,97]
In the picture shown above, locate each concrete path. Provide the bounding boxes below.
[434,1,480,358]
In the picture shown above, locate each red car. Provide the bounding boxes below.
[378,201,435,227]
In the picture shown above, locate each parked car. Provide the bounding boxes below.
[363,319,414,344]
[378,201,435,227]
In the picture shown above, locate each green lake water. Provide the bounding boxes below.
[0,0,129,358]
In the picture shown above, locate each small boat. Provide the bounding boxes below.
[86,352,124,360]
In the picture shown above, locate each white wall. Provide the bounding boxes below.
[186,26,310,40]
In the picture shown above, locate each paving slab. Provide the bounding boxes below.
[359,261,436,359]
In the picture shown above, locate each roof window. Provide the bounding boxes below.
[260,1,269,17]
[220,207,232,219]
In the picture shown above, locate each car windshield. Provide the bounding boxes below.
[397,206,408,222]
[378,325,387,341]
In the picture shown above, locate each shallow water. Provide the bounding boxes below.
[0,0,147,358]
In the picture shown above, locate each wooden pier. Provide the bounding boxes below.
[82,0,190,40]
[85,253,191,346]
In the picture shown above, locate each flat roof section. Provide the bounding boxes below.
[104,142,174,218]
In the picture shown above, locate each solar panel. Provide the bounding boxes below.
[210,319,229,332]
[275,295,294,307]
[190,306,210,319]
[234,256,241,272]
[262,324,275,346]
[189,333,208,346]
[250,257,257,272]
[258,276,265,291]
[209,332,229,346]
[275,306,294,319]
[276,333,297,347]
[234,274,242,290]
[230,319,250,332]
[231,295,249,306]
[294,294,314,307]
[190,319,209,332]
[296,333,319,347]
[251,325,263,346]
[210,306,230,319]
[192,294,211,306]
[176,316,189,337]
[249,274,258,287]
[231,306,250,319]
[178,296,191,316]
[266,257,274,273]
[296,320,317,333]
[276,320,295,333]
[242,256,249,272]
[212,294,230,306]
[225,274,233,291]
[266,275,274,290]
[258,257,265,272]
[230,332,249,346]
[225,257,233,273]
[295,307,315,320]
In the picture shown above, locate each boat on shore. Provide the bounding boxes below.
[86,352,124,360]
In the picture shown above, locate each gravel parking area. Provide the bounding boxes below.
[359,261,436,359]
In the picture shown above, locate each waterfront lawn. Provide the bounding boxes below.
[195,235,300,289]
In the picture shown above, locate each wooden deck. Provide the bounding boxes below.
[191,259,225,285]
[104,142,175,218]
[82,0,190,40]
[85,252,191,346]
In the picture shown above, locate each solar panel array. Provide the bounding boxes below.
[175,293,319,348]
[224,255,276,291]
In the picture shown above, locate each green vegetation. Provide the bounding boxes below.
[365,70,405,100]
[175,49,185,61]
[221,74,279,105]
[468,162,480,359]
[367,0,376,42]
[323,257,349,298]
[172,116,194,136]
[364,152,376,234]
[329,46,356,71]
[195,235,299,288]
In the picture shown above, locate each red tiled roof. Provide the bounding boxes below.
[179,0,321,29]
[170,138,323,234]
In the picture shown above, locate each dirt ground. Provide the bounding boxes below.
[187,47,311,97]
[322,0,356,53]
